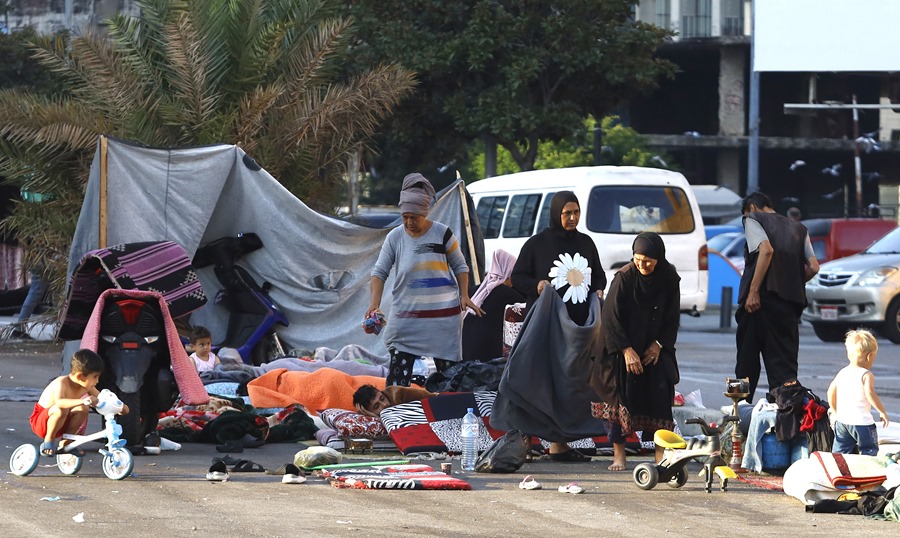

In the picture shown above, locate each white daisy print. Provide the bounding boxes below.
[548,252,592,304]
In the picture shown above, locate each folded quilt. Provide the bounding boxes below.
[380,391,646,456]
[813,451,887,490]
[319,463,471,490]
[784,451,889,505]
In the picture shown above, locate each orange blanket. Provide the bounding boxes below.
[247,368,386,413]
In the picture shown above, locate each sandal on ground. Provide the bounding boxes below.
[267,463,308,476]
[519,475,542,490]
[282,463,307,484]
[548,449,591,463]
[215,442,243,453]
[231,460,265,473]
[206,461,229,482]
[213,455,242,467]
[40,441,57,457]
[558,482,585,494]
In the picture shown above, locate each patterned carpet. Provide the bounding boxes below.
[736,473,784,491]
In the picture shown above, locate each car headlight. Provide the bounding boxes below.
[855,266,898,286]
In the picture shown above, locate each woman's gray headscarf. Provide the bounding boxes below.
[399,173,435,215]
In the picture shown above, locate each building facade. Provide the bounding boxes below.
[2,1,139,35]
[631,0,900,221]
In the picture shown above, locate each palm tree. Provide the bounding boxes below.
[0,0,415,301]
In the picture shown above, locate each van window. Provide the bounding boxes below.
[476,196,508,239]
[586,186,695,234]
[535,192,557,232]
[502,194,541,237]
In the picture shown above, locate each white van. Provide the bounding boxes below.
[467,166,708,314]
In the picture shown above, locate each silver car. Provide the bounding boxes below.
[803,226,900,343]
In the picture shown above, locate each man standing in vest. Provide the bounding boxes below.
[736,192,820,402]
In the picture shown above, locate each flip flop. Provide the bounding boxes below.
[241,434,265,449]
[548,449,591,463]
[282,463,307,484]
[519,475,542,490]
[558,482,585,494]
[266,462,308,476]
[212,455,242,467]
[39,441,56,457]
[215,442,243,453]
[231,460,265,473]
[206,461,229,482]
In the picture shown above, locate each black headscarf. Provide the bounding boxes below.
[549,191,580,239]
[631,232,679,307]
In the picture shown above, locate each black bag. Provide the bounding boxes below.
[475,429,529,473]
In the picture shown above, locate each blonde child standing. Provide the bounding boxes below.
[827,329,889,456]
[189,325,220,372]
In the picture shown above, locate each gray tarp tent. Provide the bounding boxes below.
[66,137,483,357]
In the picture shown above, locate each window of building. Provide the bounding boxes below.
[501,194,542,238]
[681,0,712,38]
[476,196,508,239]
[655,0,671,30]
[721,0,744,36]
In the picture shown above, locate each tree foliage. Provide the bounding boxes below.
[349,0,674,184]
[462,115,673,180]
[0,0,415,297]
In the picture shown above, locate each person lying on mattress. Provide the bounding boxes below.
[353,384,436,417]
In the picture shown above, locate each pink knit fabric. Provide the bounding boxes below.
[80,288,209,405]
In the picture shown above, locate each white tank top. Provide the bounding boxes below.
[833,365,875,426]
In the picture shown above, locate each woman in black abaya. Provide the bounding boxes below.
[499,190,606,461]
[590,231,680,471]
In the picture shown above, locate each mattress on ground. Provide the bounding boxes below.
[319,463,471,490]
[380,391,647,455]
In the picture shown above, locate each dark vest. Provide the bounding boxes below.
[739,211,808,308]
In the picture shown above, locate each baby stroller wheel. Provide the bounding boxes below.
[666,467,688,488]
[102,448,134,480]
[633,462,660,490]
[9,444,39,476]
[57,453,84,475]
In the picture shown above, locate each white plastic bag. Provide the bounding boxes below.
[294,446,342,469]
[683,389,705,409]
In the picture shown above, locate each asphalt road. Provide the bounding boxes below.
[0,317,898,538]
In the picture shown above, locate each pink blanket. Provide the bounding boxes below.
[80,288,209,405]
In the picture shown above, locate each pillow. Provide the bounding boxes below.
[318,408,387,439]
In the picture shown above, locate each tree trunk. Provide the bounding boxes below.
[483,134,497,178]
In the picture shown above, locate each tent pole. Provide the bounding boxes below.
[456,174,481,285]
[99,135,108,248]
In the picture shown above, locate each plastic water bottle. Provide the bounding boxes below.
[460,407,479,471]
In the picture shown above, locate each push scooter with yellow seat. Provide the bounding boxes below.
[632,416,739,493]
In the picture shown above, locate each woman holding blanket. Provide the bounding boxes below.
[367,173,483,386]
[492,191,606,462]
[590,232,681,471]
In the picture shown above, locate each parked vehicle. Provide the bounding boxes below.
[467,166,708,314]
[707,231,745,272]
[192,233,289,365]
[705,224,743,240]
[802,218,897,263]
[803,226,900,343]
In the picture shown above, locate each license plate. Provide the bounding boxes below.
[820,306,838,320]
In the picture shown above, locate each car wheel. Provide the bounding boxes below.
[811,322,847,343]
[883,299,900,344]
